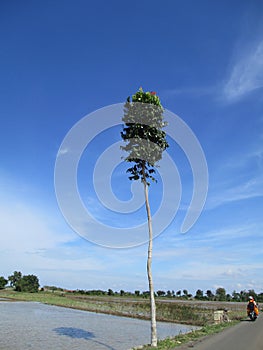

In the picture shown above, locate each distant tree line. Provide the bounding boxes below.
[2,274,263,302]
[69,287,263,302]
[0,271,39,292]
[42,285,64,292]
[193,287,263,302]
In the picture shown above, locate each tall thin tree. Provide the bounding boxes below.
[121,88,169,347]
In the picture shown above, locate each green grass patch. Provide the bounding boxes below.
[135,321,240,349]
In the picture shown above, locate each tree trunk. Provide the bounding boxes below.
[143,176,157,347]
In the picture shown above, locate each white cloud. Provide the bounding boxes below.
[0,196,115,290]
[207,146,263,209]
[57,147,70,156]
[208,176,263,210]
[0,176,108,280]
[162,86,217,100]
[1,172,262,293]
[223,39,263,102]
[0,200,73,252]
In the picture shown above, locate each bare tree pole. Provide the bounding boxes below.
[121,87,169,347]
[143,164,157,346]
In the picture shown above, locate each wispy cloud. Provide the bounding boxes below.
[57,147,69,156]
[162,86,216,99]
[208,175,263,210]
[207,146,263,209]
[222,39,263,102]
[0,197,74,253]
[0,186,113,289]
[152,227,263,293]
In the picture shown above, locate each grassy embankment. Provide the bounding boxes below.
[134,321,240,349]
[0,289,244,325]
[0,289,246,349]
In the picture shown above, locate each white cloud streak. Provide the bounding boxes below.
[223,39,263,102]
[0,200,72,252]
[206,146,263,209]
[207,175,263,210]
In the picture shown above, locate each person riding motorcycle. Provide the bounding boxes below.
[247,296,259,318]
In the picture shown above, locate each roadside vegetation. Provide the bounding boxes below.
[135,321,240,349]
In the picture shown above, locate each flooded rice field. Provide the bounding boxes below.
[0,300,198,349]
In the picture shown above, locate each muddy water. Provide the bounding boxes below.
[0,301,198,350]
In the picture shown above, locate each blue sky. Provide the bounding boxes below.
[1,0,263,295]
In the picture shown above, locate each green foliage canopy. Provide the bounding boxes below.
[16,274,40,293]
[8,271,39,292]
[0,276,8,289]
[121,88,169,185]
[8,271,22,288]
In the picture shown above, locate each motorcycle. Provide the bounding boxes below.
[248,310,257,321]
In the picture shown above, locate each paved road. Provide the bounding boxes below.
[178,316,263,350]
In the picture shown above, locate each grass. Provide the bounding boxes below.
[134,321,240,349]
